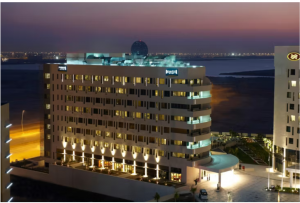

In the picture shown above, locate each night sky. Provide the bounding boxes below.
[1,2,299,53]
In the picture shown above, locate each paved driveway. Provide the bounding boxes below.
[189,170,300,202]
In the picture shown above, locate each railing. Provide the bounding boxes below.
[187,118,211,125]
[190,107,211,112]
[186,141,211,150]
[187,130,211,137]
[187,95,211,100]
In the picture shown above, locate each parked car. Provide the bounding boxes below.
[199,189,208,200]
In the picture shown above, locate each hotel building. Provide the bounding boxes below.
[42,53,238,186]
[1,102,13,202]
[273,46,300,186]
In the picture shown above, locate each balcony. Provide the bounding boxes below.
[186,118,211,125]
[186,139,211,150]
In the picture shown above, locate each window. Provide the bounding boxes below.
[86,129,91,135]
[116,99,122,105]
[45,73,50,79]
[116,88,124,94]
[126,134,133,140]
[173,91,186,97]
[96,87,101,92]
[291,69,295,75]
[161,103,168,109]
[136,77,141,83]
[77,85,83,91]
[141,89,146,95]
[85,75,91,80]
[290,104,295,110]
[116,133,122,139]
[84,107,90,113]
[287,92,291,98]
[108,121,113,127]
[104,142,109,148]
[115,76,120,82]
[149,137,155,143]
[67,85,72,91]
[136,112,141,118]
[135,147,142,153]
[129,89,135,95]
[105,132,111,137]
[174,140,182,146]
[149,102,155,108]
[158,114,165,121]
[75,75,82,80]
[104,109,109,115]
[46,84,50,89]
[159,78,165,84]
[95,130,101,136]
[129,123,135,129]
[46,104,50,109]
[47,124,51,129]
[88,119,93,124]
[104,76,109,82]
[291,81,297,87]
[141,124,146,131]
[289,138,293,144]
[145,113,151,119]
[127,100,133,106]
[78,118,83,123]
[47,134,51,139]
[106,87,111,93]
[291,115,296,121]
[67,127,72,132]
[161,139,167,145]
[138,136,143,142]
[174,116,185,121]
[286,126,291,132]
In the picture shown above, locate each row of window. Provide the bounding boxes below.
[45,73,205,86]
[53,95,206,111]
[49,84,209,99]
[45,118,210,136]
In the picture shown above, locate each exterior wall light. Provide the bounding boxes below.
[6,139,12,144]
[6,124,12,128]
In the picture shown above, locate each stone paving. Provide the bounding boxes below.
[178,169,300,202]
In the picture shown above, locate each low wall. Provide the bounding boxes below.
[11,165,175,202]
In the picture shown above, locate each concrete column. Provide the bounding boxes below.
[218,172,221,187]
[272,145,275,171]
[199,169,201,183]
[290,171,293,188]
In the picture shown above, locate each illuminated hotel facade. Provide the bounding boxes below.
[273,46,300,186]
[43,53,214,183]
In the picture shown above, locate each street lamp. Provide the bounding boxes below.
[21,110,25,134]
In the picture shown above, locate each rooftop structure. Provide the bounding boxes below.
[131,40,148,57]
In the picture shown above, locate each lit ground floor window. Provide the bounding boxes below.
[171,173,181,182]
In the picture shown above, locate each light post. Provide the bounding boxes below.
[21,110,25,134]
[281,157,284,190]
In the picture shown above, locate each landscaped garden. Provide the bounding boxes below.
[224,146,257,164]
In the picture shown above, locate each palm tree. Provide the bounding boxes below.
[174,191,179,202]
[190,186,197,202]
[154,192,160,202]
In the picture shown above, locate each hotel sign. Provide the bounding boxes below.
[58,65,67,71]
[287,52,300,61]
[166,68,178,76]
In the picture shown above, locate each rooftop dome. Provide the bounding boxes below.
[131,40,148,57]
